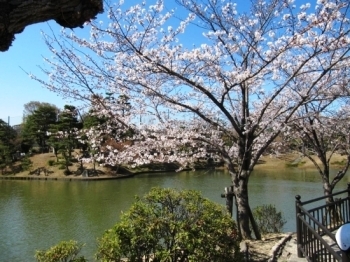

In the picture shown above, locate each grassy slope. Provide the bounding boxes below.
[255,152,347,170]
[9,152,108,178]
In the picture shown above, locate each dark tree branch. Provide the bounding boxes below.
[0,0,103,51]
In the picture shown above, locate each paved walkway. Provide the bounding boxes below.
[243,232,343,261]
[278,232,345,261]
[278,234,306,261]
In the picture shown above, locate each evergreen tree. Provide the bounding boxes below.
[0,120,17,174]
[49,105,82,175]
[21,104,58,153]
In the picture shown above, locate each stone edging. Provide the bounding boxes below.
[268,232,294,261]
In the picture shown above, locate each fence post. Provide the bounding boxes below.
[221,186,234,217]
[295,195,303,258]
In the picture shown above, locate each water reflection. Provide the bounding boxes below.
[0,168,348,261]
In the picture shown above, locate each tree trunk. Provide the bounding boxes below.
[0,0,103,51]
[54,148,59,162]
[231,169,261,240]
[323,180,334,204]
[323,180,343,226]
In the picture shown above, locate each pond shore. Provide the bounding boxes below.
[0,173,133,181]
[0,152,347,181]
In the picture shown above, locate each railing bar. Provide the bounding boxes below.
[328,248,330,262]
[322,244,325,262]
[345,201,348,220]
[307,198,349,213]
[300,190,349,205]
[299,202,346,217]
[307,226,311,258]
[308,228,312,259]
[321,207,325,231]
[298,244,313,262]
[318,241,321,262]
[298,210,336,241]
[300,189,349,205]
[342,201,349,222]
[343,202,347,221]
[313,230,317,255]
[346,200,350,222]
[297,215,342,259]
[311,228,313,258]
[329,250,333,262]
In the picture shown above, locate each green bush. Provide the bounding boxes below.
[31,147,41,154]
[21,157,33,171]
[252,204,286,234]
[47,159,55,166]
[35,240,86,262]
[96,187,243,262]
[64,169,72,176]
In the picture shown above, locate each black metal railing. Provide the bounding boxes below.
[296,184,350,261]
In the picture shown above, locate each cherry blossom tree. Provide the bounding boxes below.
[285,100,350,202]
[31,0,350,239]
[283,97,350,224]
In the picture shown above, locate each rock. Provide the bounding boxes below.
[0,0,103,51]
[243,232,296,262]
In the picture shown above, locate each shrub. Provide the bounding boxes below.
[64,169,72,176]
[35,240,86,262]
[47,159,55,166]
[96,187,243,262]
[252,204,286,234]
[21,157,33,171]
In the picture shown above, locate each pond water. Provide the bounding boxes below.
[0,168,349,261]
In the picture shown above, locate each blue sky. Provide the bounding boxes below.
[0,1,186,126]
[0,21,74,126]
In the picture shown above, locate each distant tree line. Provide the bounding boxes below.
[0,99,132,175]
[0,101,79,174]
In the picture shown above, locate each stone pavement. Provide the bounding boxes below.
[278,233,307,262]
[241,232,342,261]
[278,232,346,261]
[241,232,307,261]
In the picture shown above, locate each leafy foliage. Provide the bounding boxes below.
[47,159,55,166]
[0,119,17,174]
[35,240,86,262]
[96,187,242,262]
[20,156,33,171]
[48,105,82,174]
[21,104,58,153]
[252,205,286,235]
